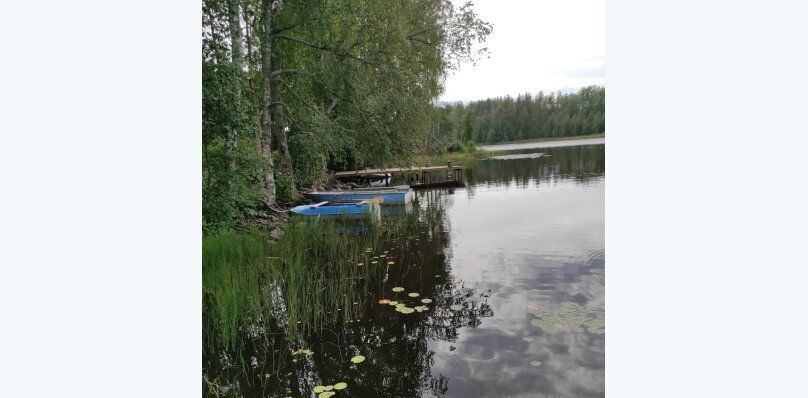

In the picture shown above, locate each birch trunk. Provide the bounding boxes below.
[260,0,276,207]
[226,0,242,190]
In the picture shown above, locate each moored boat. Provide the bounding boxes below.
[290,200,381,216]
[304,185,414,204]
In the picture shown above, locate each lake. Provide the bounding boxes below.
[203,142,605,398]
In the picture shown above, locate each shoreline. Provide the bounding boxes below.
[478,134,605,151]
[478,133,605,147]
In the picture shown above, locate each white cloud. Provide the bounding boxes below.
[441,0,605,102]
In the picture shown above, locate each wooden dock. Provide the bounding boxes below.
[334,161,464,186]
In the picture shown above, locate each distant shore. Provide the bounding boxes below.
[478,134,605,151]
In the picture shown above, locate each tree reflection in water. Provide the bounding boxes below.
[203,191,493,398]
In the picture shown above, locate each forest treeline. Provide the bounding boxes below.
[203,0,490,230]
[434,86,604,145]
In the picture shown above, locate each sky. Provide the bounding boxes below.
[440,0,605,103]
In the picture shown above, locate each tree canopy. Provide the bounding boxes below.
[438,86,605,145]
[203,0,490,230]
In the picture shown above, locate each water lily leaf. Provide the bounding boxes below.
[392,287,405,292]
[314,386,325,393]
[324,385,333,391]
[334,382,347,390]
[357,262,364,266]
[522,337,535,342]
[387,261,395,265]
[371,261,378,264]
[396,303,406,308]
[388,301,398,306]
[408,292,420,297]
[400,307,415,314]
[530,361,542,367]
[350,355,366,364]
[450,305,462,311]
[421,298,432,304]
[318,392,336,398]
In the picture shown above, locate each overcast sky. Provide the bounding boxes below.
[440,0,605,103]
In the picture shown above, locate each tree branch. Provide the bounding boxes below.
[275,34,374,65]
[271,22,299,35]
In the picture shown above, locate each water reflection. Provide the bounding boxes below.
[202,144,605,398]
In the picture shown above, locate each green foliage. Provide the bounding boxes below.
[203,60,265,231]
[439,86,605,144]
[203,0,490,228]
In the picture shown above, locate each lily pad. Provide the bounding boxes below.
[324,385,333,391]
[387,261,395,265]
[319,392,336,398]
[408,292,420,297]
[396,303,406,308]
[388,300,398,306]
[371,261,378,264]
[357,262,364,266]
[334,382,347,390]
[421,298,432,304]
[450,304,462,311]
[392,287,405,292]
[314,386,326,393]
[399,307,415,314]
[530,361,542,367]
[350,355,366,364]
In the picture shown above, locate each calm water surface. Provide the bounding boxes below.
[204,144,604,398]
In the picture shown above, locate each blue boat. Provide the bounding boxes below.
[304,185,414,205]
[290,200,381,217]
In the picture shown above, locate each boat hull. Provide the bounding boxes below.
[304,189,413,204]
[290,202,380,216]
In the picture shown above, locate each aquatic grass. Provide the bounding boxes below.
[202,219,379,348]
[202,229,270,348]
[267,218,381,337]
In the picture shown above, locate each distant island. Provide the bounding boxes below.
[434,86,604,147]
